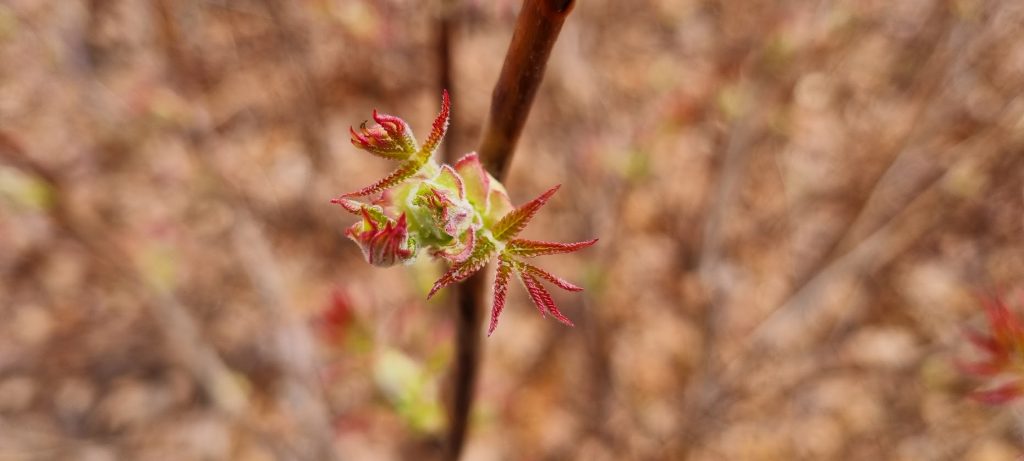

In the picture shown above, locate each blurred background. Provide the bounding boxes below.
[1,0,1024,460]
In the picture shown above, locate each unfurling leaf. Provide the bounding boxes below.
[453,152,491,210]
[346,211,415,267]
[350,108,418,159]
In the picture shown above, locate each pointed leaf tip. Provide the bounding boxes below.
[371,109,402,133]
[519,271,574,327]
[349,125,364,144]
[331,196,363,214]
[350,104,418,159]
[491,184,561,242]
[522,262,584,292]
[427,275,451,299]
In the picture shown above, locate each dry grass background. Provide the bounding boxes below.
[1,0,1024,460]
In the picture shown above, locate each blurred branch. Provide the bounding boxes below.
[787,12,961,291]
[743,14,1008,354]
[446,1,575,460]
[0,129,317,461]
[437,0,459,163]
[0,131,249,418]
[669,11,963,456]
[693,132,1021,438]
[746,137,1015,351]
[232,216,339,461]
[830,22,965,254]
[677,82,761,455]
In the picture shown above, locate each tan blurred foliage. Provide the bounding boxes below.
[1,0,1023,460]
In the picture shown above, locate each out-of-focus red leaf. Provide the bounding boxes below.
[427,237,496,299]
[971,382,1024,405]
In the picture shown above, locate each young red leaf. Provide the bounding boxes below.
[506,238,598,258]
[427,237,497,299]
[515,260,583,292]
[432,226,476,264]
[318,288,356,343]
[335,90,598,337]
[971,382,1024,405]
[958,294,1024,405]
[956,358,1004,378]
[488,258,514,336]
[350,123,413,160]
[425,188,471,237]
[417,90,450,158]
[519,271,574,327]
[491,184,561,242]
[963,328,1002,355]
[330,196,365,214]
[982,296,1024,345]
[346,212,414,267]
[371,110,418,154]
[435,164,466,200]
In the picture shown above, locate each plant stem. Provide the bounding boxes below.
[446,272,484,460]
[477,0,575,178]
[445,1,575,460]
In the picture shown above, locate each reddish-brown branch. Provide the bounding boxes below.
[445,1,575,460]
[476,0,575,179]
